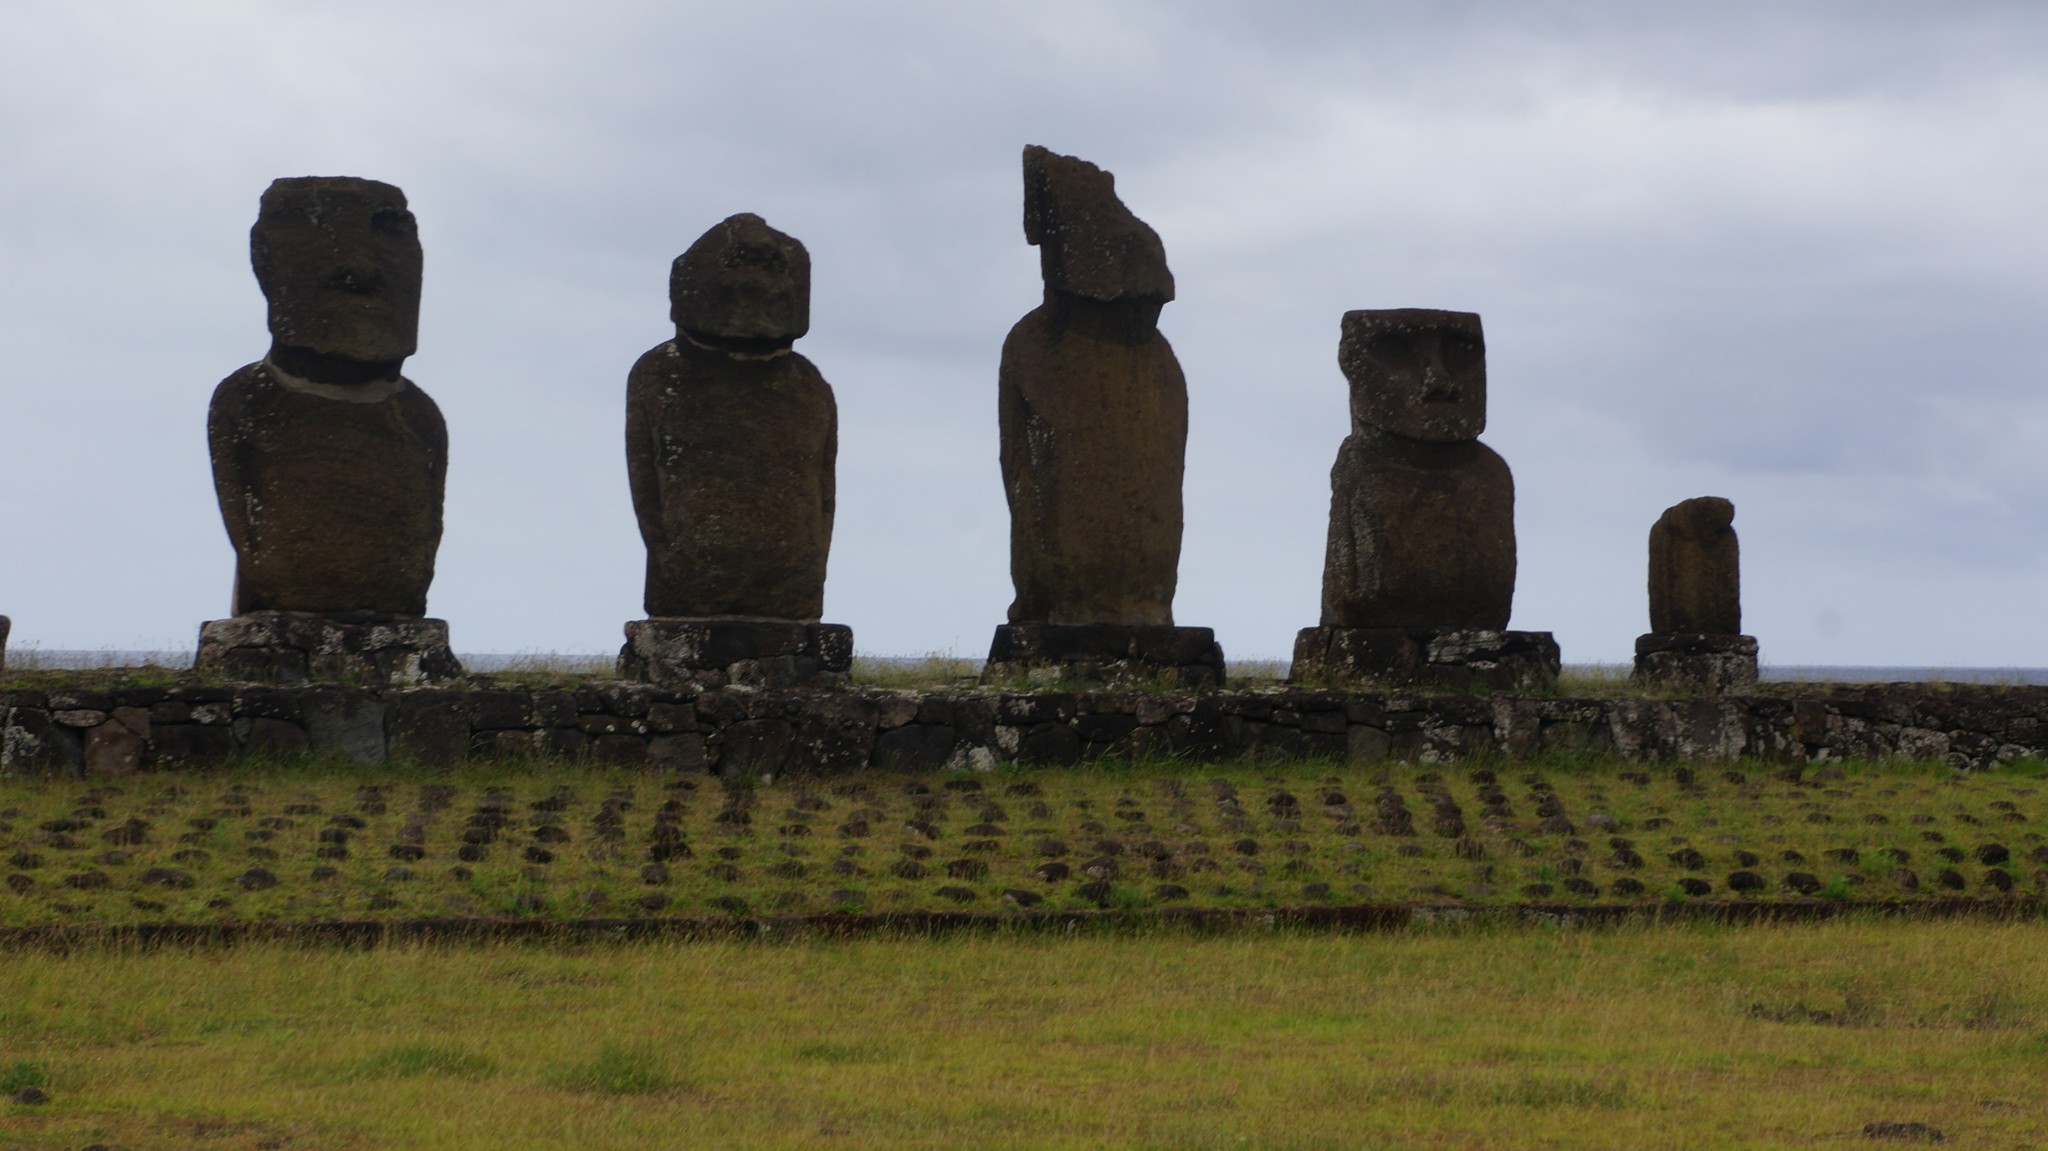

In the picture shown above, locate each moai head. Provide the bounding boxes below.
[1023,145,1175,307]
[1339,309,1487,443]
[1649,496,1741,634]
[670,213,811,347]
[251,177,422,366]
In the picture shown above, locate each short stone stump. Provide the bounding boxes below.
[1632,633,1759,693]
[618,618,853,689]
[195,611,462,687]
[982,623,1225,688]
[1291,627,1560,693]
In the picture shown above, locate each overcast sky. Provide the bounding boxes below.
[5,1,2048,667]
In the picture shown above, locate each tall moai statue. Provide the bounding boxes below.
[196,177,461,686]
[618,213,851,689]
[1291,309,1559,691]
[984,145,1224,687]
[1632,496,1758,691]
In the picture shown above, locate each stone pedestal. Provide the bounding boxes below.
[982,623,1224,688]
[1291,627,1559,693]
[1632,633,1758,693]
[619,619,852,689]
[196,611,461,687]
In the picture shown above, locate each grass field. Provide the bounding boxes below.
[2,756,2042,929]
[1,918,2043,1149]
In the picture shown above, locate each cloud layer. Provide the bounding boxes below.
[5,1,2048,666]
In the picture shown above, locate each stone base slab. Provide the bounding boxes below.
[1291,627,1561,693]
[195,611,462,687]
[1632,633,1760,693]
[619,619,853,689]
[982,624,1225,688]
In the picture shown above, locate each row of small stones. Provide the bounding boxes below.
[4,771,2043,911]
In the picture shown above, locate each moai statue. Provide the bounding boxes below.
[0,615,10,673]
[618,213,851,690]
[983,145,1224,687]
[196,177,461,687]
[1632,496,1758,691]
[1291,309,1559,691]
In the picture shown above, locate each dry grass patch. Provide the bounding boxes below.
[0,919,2043,1148]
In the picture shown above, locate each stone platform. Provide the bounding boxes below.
[982,624,1225,688]
[195,611,461,687]
[1291,627,1560,693]
[618,619,852,689]
[4,676,2044,777]
[1633,633,1760,693]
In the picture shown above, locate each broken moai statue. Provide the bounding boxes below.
[985,145,1223,688]
[1632,496,1758,692]
[1291,309,1558,692]
[620,213,850,689]
[197,177,460,687]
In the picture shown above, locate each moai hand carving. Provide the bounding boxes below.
[986,146,1222,686]
[619,214,849,690]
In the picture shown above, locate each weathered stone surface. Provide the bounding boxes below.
[983,624,1224,689]
[1649,496,1741,634]
[195,611,460,687]
[1292,627,1559,694]
[619,619,851,689]
[1319,309,1515,630]
[1339,309,1488,443]
[209,177,446,617]
[1632,632,1760,694]
[628,214,835,620]
[1001,146,1186,628]
[1320,431,1515,629]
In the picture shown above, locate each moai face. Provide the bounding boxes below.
[251,177,422,365]
[1023,145,1175,305]
[1339,309,1487,443]
[670,213,811,346]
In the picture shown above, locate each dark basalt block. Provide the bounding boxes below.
[1631,633,1759,693]
[618,618,852,690]
[982,623,1224,689]
[195,611,461,687]
[1291,627,1559,693]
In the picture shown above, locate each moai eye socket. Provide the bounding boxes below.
[370,207,416,236]
[1439,333,1482,378]
[1364,331,1419,369]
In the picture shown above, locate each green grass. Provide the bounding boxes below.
[1,755,2042,929]
[0,919,2043,1148]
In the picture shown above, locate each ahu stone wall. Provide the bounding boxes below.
[5,681,2048,778]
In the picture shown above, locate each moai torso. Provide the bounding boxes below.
[1000,146,1185,626]
[1320,309,1515,629]
[1648,496,1740,634]
[626,214,836,620]
[208,177,446,616]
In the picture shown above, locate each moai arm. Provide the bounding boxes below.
[820,385,838,533]
[206,372,257,569]
[624,366,666,553]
